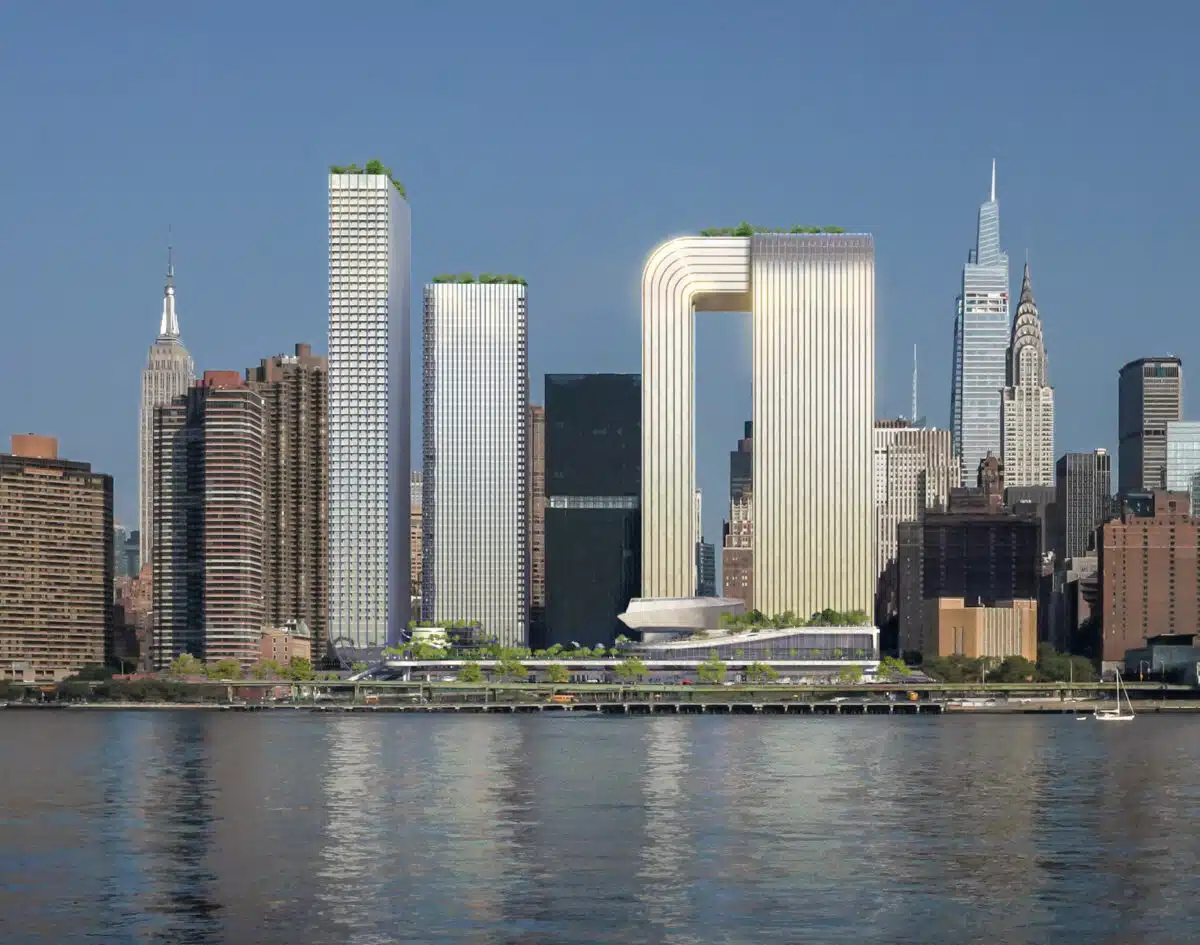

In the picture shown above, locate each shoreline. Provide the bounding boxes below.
[5,700,1200,715]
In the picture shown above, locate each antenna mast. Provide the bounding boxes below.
[911,344,919,426]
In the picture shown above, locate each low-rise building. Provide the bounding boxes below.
[920,598,1037,662]
[260,621,312,665]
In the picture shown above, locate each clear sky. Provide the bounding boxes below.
[1,1,1197,550]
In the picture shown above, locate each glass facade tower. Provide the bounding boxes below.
[327,171,411,657]
[1166,422,1200,514]
[422,283,529,647]
[543,373,640,649]
[951,163,1010,479]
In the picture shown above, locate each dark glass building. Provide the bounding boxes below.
[543,374,640,649]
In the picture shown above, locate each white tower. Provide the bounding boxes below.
[327,165,411,658]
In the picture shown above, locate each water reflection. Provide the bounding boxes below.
[3,713,1200,945]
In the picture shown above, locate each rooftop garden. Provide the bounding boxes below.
[431,273,527,285]
[329,159,406,198]
[699,223,846,237]
[717,608,871,631]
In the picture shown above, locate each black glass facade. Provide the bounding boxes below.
[545,375,640,498]
[543,374,641,649]
[544,508,640,648]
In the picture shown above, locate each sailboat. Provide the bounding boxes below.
[1096,667,1135,722]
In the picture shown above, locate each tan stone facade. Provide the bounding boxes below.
[0,435,113,680]
[920,598,1038,662]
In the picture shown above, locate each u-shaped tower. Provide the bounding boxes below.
[641,232,875,618]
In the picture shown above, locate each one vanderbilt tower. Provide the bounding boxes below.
[327,162,411,660]
[139,249,194,567]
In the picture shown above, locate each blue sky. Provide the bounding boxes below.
[1,1,1197,548]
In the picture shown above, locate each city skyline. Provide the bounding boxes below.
[4,5,1193,561]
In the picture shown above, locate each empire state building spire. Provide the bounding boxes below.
[159,246,180,338]
[140,244,194,567]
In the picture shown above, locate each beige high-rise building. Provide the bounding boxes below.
[247,344,328,664]
[153,372,266,669]
[641,232,874,616]
[410,470,423,611]
[874,421,959,580]
[0,435,113,681]
[528,404,546,624]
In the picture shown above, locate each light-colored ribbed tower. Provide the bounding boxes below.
[641,233,875,617]
[1001,263,1054,487]
[421,282,529,646]
[138,250,194,567]
[327,166,411,658]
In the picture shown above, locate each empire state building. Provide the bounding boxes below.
[139,251,194,565]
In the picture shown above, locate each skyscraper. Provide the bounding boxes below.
[1119,357,1183,495]
[722,421,754,607]
[1055,449,1111,561]
[1001,264,1054,487]
[0,435,113,681]
[247,344,328,664]
[139,251,194,567]
[543,374,640,648]
[410,470,423,611]
[422,280,529,646]
[951,162,1010,477]
[641,232,874,617]
[327,164,411,658]
[152,373,265,668]
[527,404,546,635]
[873,421,959,615]
[1166,422,1200,513]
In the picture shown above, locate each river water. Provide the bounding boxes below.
[0,711,1196,944]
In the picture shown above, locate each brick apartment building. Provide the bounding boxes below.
[1099,490,1199,665]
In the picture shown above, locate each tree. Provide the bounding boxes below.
[991,655,1037,683]
[922,654,985,683]
[72,663,112,681]
[168,654,204,677]
[875,655,911,681]
[697,652,726,684]
[546,663,570,684]
[204,659,242,680]
[832,648,844,660]
[285,657,315,681]
[497,658,527,682]
[836,665,864,685]
[350,661,369,674]
[615,658,648,682]
[746,662,778,684]
[458,662,483,683]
